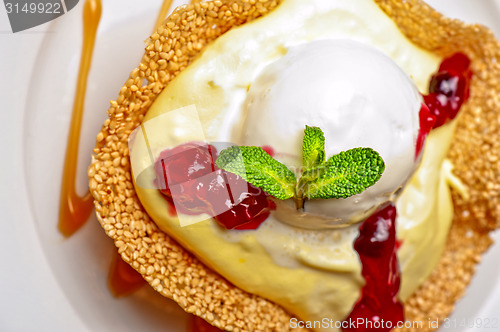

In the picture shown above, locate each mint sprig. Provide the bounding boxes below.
[302,125,325,168]
[304,148,385,199]
[215,126,385,210]
[215,146,296,200]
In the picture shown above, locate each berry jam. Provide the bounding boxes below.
[154,142,274,230]
[424,53,472,128]
[108,251,146,297]
[261,145,275,157]
[343,204,403,332]
[415,103,436,159]
[155,143,218,215]
[188,315,222,332]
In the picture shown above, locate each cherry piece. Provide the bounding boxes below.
[154,142,217,215]
[154,142,217,194]
[438,52,472,77]
[415,102,436,158]
[424,53,472,128]
[213,178,275,230]
[154,142,274,230]
[261,145,275,157]
[343,204,404,332]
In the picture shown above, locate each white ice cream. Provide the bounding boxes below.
[240,40,423,227]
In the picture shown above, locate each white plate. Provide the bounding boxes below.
[1,1,500,331]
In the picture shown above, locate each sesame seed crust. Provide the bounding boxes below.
[375,1,500,331]
[89,0,500,331]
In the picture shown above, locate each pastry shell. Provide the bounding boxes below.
[89,0,500,330]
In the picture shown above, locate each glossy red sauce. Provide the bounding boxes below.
[188,316,223,332]
[342,54,472,331]
[415,102,436,159]
[108,251,146,297]
[343,204,403,332]
[416,53,471,159]
[261,145,275,157]
[154,142,275,230]
[424,53,472,128]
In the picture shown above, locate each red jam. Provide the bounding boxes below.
[424,53,472,128]
[188,315,223,332]
[415,103,436,158]
[342,54,472,331]
[416,53,471,159]
[343,204,403,331]
[154,142,275,230]
[261,145,275,157]
[108,251,146,297]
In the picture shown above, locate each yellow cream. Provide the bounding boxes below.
[132,126,455,328]
[129,0,459,329]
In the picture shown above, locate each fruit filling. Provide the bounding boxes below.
[154,142,275,230]
[417,53,471,158]
[415,103,436,158]
[343,204,403,331]
[424,53,472,128]
[341,53,471,332]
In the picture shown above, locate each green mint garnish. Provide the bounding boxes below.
[303,148,385,199]
[302,125,325,168]
[215,146,296,200]
[215,126,385,210]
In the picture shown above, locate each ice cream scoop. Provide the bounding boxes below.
[240,39,423,228]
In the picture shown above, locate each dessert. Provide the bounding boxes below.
[237,39,423,227]
[89,0,500,331]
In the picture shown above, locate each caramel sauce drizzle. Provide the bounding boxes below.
[59,0,174,239]
[58,0,101,237]
[154,0,174,32]
[57,0,182,298]
[59,0,176,294]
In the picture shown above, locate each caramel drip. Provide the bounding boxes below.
[59,0,173,295]
[154,0,174,32]
[58,0,101,237]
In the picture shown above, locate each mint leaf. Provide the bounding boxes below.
[216,146,297,200]
[303,148,385,199]
[215,127,384,209]
[302,126,325,168]
[300,164,326,183]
